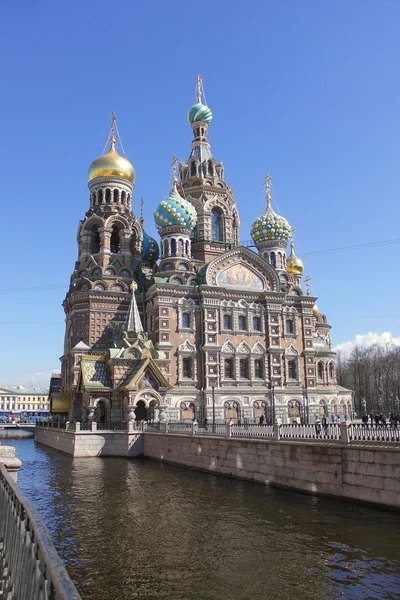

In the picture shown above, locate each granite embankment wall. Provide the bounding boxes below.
[35,428,143,457]
[143,433,400,509]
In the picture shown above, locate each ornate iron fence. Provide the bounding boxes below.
[0,464,81,600]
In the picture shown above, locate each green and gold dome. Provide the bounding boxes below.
[88,136,135,184]
[250,175,291,247]
[187,102,213,124]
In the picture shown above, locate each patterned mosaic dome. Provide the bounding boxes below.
[154,184,197,232]
[250,204,292,246]
[187,102,213,124]
[142,229,159,263]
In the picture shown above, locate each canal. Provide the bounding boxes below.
[9,438,400,600]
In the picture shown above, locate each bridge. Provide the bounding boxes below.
[0,445,81,600]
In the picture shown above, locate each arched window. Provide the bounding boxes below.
[92,191,96,206]
[253,316,261,331]
[185,240,189,255]
[191,226,197,241]
[254,360,263,379]
[329,363,334,379]
[90,228,101,254]
[121,191,126,204]
[239,359,249,379]
[285,319,294,334]
[191,162,197,176]
[170,239,177,256]
[238,315,246,330]
[113,189,119,203]
[270,252,276,268]
[224,358,233,379]
[211,209,223,241]
[208,161,213,176]
[288,360,297,379]
[318,362,324,380]
[105,188,111,203]
[182,358,192,378]
[110,227,120,253]
[98,190,104,204]
[223,314,232,329]
[182,313,191,328]
[127,193,131,205]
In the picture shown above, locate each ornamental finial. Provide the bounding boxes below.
[140,197,144,225]
[171,156,178,185]
[304,274,311,296]
[109,112,117,147]
[196,74,202,104]
[264,174,272,207]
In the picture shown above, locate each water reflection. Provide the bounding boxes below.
[10,439,400,600]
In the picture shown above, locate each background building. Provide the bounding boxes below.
[0,386,49,417]
[59,79,352,424]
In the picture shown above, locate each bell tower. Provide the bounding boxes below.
[61,114,143,397]
[178,76,240,263]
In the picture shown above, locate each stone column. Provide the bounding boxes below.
[158,405,168,423]
[126,406,136,423]
[120,230,132,256]
[0,446,22,482]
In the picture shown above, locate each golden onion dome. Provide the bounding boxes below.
[286,242,304,275]
[88,137,135,183]
[312,304,319,317]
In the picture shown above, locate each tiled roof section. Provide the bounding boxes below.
[118,357,172,391]
[81,358,112,391]
[49,375,62,394]
[337,385,352,393]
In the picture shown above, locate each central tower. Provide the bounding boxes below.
[178,76,240,263]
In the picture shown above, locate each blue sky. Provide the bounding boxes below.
[0,0,399,388]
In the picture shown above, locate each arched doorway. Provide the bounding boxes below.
[288,400,302,423]
[135,400,148,421]
[96,400,108,424]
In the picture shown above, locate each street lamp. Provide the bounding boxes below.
[302,388,309,424]
[270,381,276,424]
[210,379,217,433]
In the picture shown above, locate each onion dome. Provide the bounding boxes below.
[286,242,304,275]
[142,229,159,263]
[313,304,319,317]
[154,159,197,232]
[88,136,135,183]
[187,102,213,124]
[250,174,291,246]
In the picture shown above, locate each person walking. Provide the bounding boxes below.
[259,414,265,426]
[315,417,322,437]
[322,415,328,436]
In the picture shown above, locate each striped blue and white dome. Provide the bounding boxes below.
[154,185,197,232]
[187,102,213,124]
[142,229,159,263]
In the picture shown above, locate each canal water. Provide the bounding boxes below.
[9,438,400,600]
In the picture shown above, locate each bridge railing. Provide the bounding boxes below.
[348,423,400,443]
[0,464,81,600]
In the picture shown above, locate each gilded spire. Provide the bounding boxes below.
[109,111,117,150]
[264,174,272,208]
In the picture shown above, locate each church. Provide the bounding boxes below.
[53,77,352,424]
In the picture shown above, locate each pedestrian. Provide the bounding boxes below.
[375,414,380,426]
[315,417,322,437]
[370,413,374,425]
[203,417,208,431]
[322,415,328,436]
[259,414,265,426]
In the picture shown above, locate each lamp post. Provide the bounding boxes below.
[302,388,309,424]
[270,381,276,424]
[210,379,217,433]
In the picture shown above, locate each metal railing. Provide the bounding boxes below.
[279,423,341,441]
[0,464,81,600]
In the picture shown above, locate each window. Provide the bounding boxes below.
[318,362,324,380]
[240,359,249,378]
[211,209,222,241]
[171,239,177,256]
[90,229,101,254]
[223,314,232,329]
[182,313,191,328]
[285,319,294,334]
[224,359,233,379]
[110,227,120,253]
[182,358,192,378]
[253,316,261,331]
[238,316,246,330]
[191,226,197,241]
[288,360,297,379]
[270,251,276,267]
[254,359,263,378]
[329,363,334,379]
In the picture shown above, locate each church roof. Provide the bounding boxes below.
[118,357,171,391]
[79,356,112,391]
[71,340,91,351]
